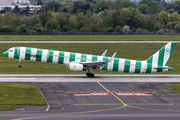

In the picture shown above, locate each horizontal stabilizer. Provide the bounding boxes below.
[101,49,108,56]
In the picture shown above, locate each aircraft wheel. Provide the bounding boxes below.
[19,65,22,68]
[86,73,90,77]
[86,73,94,77]
[90,73,94,77]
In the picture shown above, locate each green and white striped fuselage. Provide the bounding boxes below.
[6,47,171,73]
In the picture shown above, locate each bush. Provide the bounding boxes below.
[136,28,143,34]
[0,26,14,32]
[153,24,161,31]
[90,25,98,32]
[142,29,149,34]
[175,23,180,32]
[114,26,122,32]
[123,25,130,34]
[98,27,106,32]
[156,30,164,35]
[167,22,178,30]
[106,27,114,32]
[32,24,44,32]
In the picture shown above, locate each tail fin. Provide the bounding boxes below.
[147,42,176,67]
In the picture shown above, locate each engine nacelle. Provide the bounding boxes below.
[67,62,84,71]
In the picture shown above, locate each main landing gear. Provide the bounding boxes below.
[18,59,22,68]
[86,67,94,77]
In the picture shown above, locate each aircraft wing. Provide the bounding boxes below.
[80,52,116,68]
[153,66,171,69]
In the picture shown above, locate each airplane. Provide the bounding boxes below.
[3,42,176,77]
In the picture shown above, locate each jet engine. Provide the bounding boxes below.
[67,62,85,71]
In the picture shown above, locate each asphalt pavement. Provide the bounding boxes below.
[0,75,180,120]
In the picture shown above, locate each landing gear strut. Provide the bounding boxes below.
[86,67,94,77]
[18,59,22,68]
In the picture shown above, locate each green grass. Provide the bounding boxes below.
[168,84,180,94]
[0,43,179,74]
[0,35,180,41]
[0,83,47,111]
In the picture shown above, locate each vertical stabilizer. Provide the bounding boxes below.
[147,42,176,67]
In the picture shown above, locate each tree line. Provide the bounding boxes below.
[1,0,180,33]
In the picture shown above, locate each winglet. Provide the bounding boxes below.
[101,49,108,56]
[106,52,116,62]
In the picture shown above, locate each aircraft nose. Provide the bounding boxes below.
[3,51,8,57]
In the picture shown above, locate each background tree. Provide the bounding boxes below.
[25,6,30,16]
[95,0,107,13]
[101,9,113,28]
[16,24,26,32]
[119,0,132,8]
[138,4,152,14]
[1,11,14,27]
[37,0,43,5]
[68,16,77,31]
[151,2,160,13]
[139,0,153,7]
[168,12,180,22]
[105,0,115,9]
[27,14,40,30]
[120,8,131,26]
[159,11,168,28]
[14,6,20,13]
[145,15,157,31]
[166,9,175,14]
[45,20,60,32]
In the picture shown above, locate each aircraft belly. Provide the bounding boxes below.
[30,48,37,61]
[118,59,125,72]
[41,49,48,63]
[129,60,136,73]
[64,52,70,65]
[52,51,59,64]
[19,47,26,60]
[107,59,114,71]
[75,53,81,63]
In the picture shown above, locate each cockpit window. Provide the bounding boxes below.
[9,50,13,52]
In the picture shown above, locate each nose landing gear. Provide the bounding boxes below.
[18,59,22,68]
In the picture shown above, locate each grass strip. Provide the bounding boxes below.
[0,83,47,111]
[0,43,179,74]
[0,35,180,41]
[168,84,180,94]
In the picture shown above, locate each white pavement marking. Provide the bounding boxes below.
[0,78,36,79]
[1,41,180,43]
[0,75,180,82]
